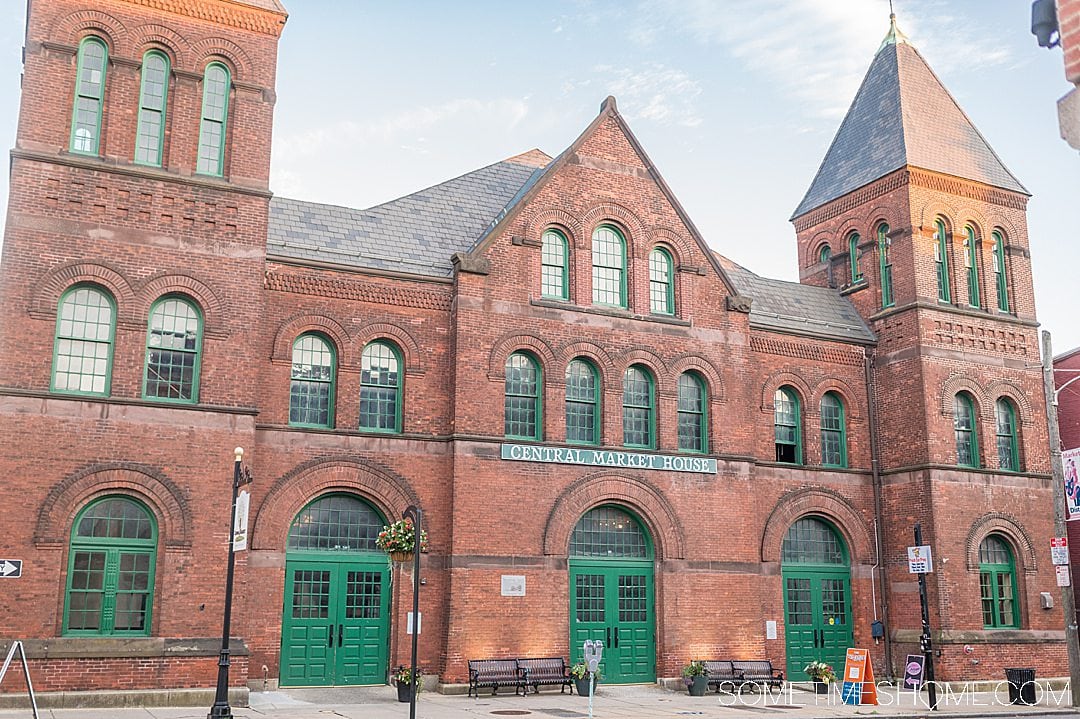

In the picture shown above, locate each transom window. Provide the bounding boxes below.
[52,285,115,396]
[592,225,626,307]
[143,296,202,402]
[774,386,801,464]
[979,535,1018,628]
[622,365,654,448]
[570,506,648,558]
[648,248,674,315]
[782,517,844,565]
[359,341,401,432]
[505,352,541,439]
[290,334,335,428]
[196,63,230,176]
[566,359,599,445]
[995,398,1019,472]
[992,231,1009,313]
[71,37,107,155]
[954,392,979,467]
[134,51,169,166]
[820,392,847,468]
[287,494,384,552]
[677,372,706,453]
[964,226,981,308]
[848,233,862,283]
[541,229,569,300]
[934,218,951,303]
[878,222,893,308]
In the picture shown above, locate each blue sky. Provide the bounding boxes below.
[0,1,1077,350]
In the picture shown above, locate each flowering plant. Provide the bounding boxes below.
[804,660,837,683]
[681,661,708,678]
[376,518,429,554]
[393,665,423,688]
[570,661,601,681]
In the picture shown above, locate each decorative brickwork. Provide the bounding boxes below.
[760,487,874,564]
[964,513,1038,573]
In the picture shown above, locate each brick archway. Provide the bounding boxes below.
[760,487,873,565]
[966,513,1037,574]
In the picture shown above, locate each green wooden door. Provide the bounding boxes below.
[569,564,655,684]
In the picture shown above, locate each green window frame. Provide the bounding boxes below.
[677,372,707,453]
[196,62,230,176]
[964,226,981,308]
[570,506,651,558]
[622,365,655,448]
[818,245,831,264]
[64,496,157,636]
[70,36,108,155]
[359,341,402,433]
[878,223,893,308]
[774,387,802,464]
[143,296,202,403]
[954,392,980,468]
[290,333,336,428]
[52,285,116,396]
[979,535,1019,628]
[995,397,1019,472]
[134,50,169,166]
[505,352,541,439]
[934,219,951,303]
[287,493,385,552]
[566,358,599,445]
[820,392,847,468]
[649,247,674,315]
[541,229,569,300]
[848,233,862,283]
[592,225,626,308]
[993,231,1010,313]
[782,517,846,565]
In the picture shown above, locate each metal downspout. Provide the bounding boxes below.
[865,348,894,679]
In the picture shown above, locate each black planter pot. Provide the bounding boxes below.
[574,676,598,696]
[397,682,418,703]
[688,675,708,696]
[814,681,829,695]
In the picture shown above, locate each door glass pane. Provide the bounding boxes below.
[570,507,648,558]
[996,572,1015,627]
[618,575,647,622]
[345,571,382,620]
[821,578,847,625]
[575,574,605,623]
[287,495,384,552]
[781,518,844,564]
[291,570,331,619]
[785,577,812,625]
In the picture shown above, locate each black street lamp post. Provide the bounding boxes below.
[208,447,253,719]
[402,505,423,719]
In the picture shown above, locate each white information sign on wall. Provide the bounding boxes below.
[1052,538,1070,566]
[407,612,422,634]
[766,620,777,640]
[907,545,933,573]
[1057,566,1072,587]
[501,575,526,596]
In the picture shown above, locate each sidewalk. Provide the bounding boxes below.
[0,683,1077,719]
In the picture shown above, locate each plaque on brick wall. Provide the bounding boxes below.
[501,575,526,596]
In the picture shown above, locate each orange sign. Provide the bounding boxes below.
[840,648,877,705]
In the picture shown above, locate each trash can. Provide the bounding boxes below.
[1004,668,1036,705]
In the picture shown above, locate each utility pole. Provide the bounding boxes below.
[1042,330,1080,707]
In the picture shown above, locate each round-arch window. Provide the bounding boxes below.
[781,517,845,564]
[287,495,385,552]
[570,507,648,558]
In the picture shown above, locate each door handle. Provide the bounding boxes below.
[614,627,620,648]
[339,624,344,647]
[328,625,334,648]
[606,627,611,647]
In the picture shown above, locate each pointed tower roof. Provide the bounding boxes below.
[791,16,1027,220]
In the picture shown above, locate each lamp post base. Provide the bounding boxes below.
[208,703,233,719]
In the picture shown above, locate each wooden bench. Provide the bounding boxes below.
[517,657,573,694]
[701,660,743,693]
[732,660,784,693]
[467,659,527,697]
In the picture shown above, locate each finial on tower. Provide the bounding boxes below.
[878,4,910,52]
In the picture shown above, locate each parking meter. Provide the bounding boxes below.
[583,639,603,674]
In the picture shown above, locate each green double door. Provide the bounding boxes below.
[783,568,852,680]
[280,558,390,686]
[569,561,655,683]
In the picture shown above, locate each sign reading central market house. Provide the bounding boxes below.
[501,443,717,474]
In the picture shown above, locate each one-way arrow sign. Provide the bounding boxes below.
[0,560,22,578]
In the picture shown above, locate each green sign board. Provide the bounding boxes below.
[501,443,716,474]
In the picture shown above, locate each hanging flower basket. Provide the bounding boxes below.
[389,550,414,564]
[376,518,429,561]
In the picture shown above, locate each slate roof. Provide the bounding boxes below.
[791,27,1027,220]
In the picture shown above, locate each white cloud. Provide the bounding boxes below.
[571,64,704,127]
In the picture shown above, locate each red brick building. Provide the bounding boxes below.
[0,0,1064,703]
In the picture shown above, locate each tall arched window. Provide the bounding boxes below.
[143,296,202,402]
[360,341,402,432]
[592,225,626,307]
[64,497,156,636]
[134,50,169,166]
[677,372,706,453]
[565,359,599,445]
[979,535,1018,628]
[818,245,831,264]
[541,229,569,300]
[964,226,981,308]
[623,365,654,448]
[290,334,335,428]
[820,392,847,468]
[848,233,861,283]
[196,62,230,176]
[934,218,951,303]
[71,37,108,155]
[878,223,893,308]
[774,387,801,464]
[992,231,1009,313]
[954,392,979,468]
[649,248,674,315]
[53,285,115,396]
[505,352,541,439]
[995,398,1019,472]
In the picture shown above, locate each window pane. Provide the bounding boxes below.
[360,342,400,431]
[592,226,624,306]
[145,299,200,401]
[820,394,844,466]
[677,373,705,452]
[541,230,567,299]
[345,571,382,619]
[575,573,605,623]
[197,65,229,175]
[291,335,334,427]
[76,498,153,540]
[566,360,597,444]
[54,287,113,394]
[623,366,652,447]
[955,394,977,466]
[504,353,539,438]
[774,388,799,463]
[287,494,384,552]
[782,517,844,564]
[996,399,1017,471]
[570,507,647,558]
[649,249,672,314]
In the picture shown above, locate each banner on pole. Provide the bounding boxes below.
[1064,447,1080,520]
[232,490,249,551]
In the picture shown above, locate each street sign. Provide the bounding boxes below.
[907,545,933,573]
[0,560,21,578]
[1052,538,1070,566]
[903,654,926,690]
[1057,565,1072,587]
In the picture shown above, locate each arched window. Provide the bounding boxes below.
[820,392,847,468]
[623,365,654,448]
[290,334,335,428]
[964,226,981,308]
[52,285,115,396]
[566,359,599,445]
[143,296,202,403]
[677,372,706,453]
[359,341,402,432]
[196,62,230,176]
[505,352,541,439]
[934,218,951,303]
[848,233,862,283]
[649,248,674,315]
[570,506,649,558]
[878,223,893,308]
[995,398,1019,472]
[954,392,979,468]
[287,494,384,552]
[782,517,845,564]
[64,496,156,636]
[541,229,569,300]
[134,51,169,166]
[818,245,831,264]
[774,387,801,464]
[992,231,1009,313]
[979,535,1018,628]
[71,37,108,155]
[592,225,626,307]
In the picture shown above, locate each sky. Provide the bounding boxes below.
[0,1,1077,351]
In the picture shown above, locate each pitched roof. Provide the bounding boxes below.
[791,20,1027,220]
[267,153,549,277]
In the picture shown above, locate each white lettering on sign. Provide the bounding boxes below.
[501,444,717,474]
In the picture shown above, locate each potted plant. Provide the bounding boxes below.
[682,660,709,696]
[376,518,429,563]
[804,661,837,694]
[393,665,423,702]
[570,661,600,696]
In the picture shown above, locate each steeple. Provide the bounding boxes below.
[877,13,909,52]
